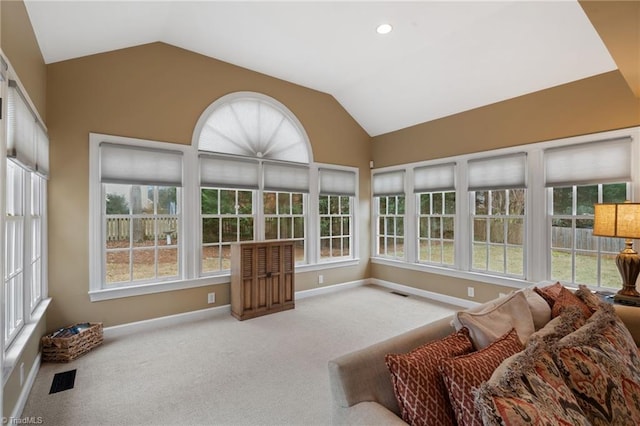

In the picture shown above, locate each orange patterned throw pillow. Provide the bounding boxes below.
[439,329,524,426]
[385,328,474,426]
[533,281,564,307]
[550,286,592,319]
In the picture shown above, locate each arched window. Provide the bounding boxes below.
[193,92,313,274]
[193,92,312,163]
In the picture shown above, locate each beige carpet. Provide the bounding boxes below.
[22,284,459,425]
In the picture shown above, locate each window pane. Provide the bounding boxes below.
[430,240,442,263]
[507,246,523,276]
[332,217,342,236]
[443,217,454,239]
[320,238,330,257]
[221,218,238,242]
[575,252,597,285]
[396,238,404,257]
[488,245,504,272]
[551,219,572,249]
[265,218,278,239]
[432,193,443,214]
[474,218,486,242]
[106,217,130,249]
[132,218,155,247]
[239,218,254,241]
[419,193,431,215]
[444,192,455,215]
[320,217,330,237]
[396,217,404,236]
[263,192,277,214]
[379,197,387,215]
[294,240,305,262]
[201,189,218,214]
[551,250,572,282]
[278,193,290,214]
[106,251,129,284]
[222,245,232,270]
[220,190,235,214]
[507,219,523,245]
[508,189,525,215]
[342,237,350,257]
[473,244,487,269]
[602,183,627,203]
[443,241,454,265]
[238,191,253,214]
[158,248,178,277]
[331,238,341,257]
[342,217,350,236]
[489,219,504,243]
[133,249,155,281]
[340,196,350,214]
[294,217,304,239]
[329,196,339,214]
[429,217,441,239]
[576,185,597,215]
[475,191,487,215]
[201,246,221,273]
[575,219,594,250]
[491,191,506,215]
[419,217,428,238]
[600,253,621,289]
[319,196,328,215]
[553,187,572,215]
[397,196,405,214]
[279,217,292,239]
[292,193,303,214]
[202,218,219,244]
[419,240,429,261]
[106,185,130,215]
[388,196,396,214]
[131,185,151,214]
[157,187,177,214]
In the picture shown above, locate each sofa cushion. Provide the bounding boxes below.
[521,287,551,330]
[526,305,586,346]
[453,291,534,349]
[439,328,523,426]
[550,285,592,319]
[385,328,474,426]
[552,305,640,424]
[474,341,590,426]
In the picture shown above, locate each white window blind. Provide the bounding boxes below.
[263,162,309,193]
[544,137,632,187]
[7,81,37,170]
[199,154,259,189]
[413,162,456,193]
[100,143,183,186]
[372,170,405,196]
[468,153,527,191]
[35,123,50,178]
[319,168,356,196]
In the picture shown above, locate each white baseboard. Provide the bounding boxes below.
[104,304,231,339]
[12,354,41,419]
[296,279,366,299]
[370,278,481,309]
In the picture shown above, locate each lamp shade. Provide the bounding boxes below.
[593,203,640,239]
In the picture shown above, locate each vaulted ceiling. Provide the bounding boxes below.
[24,1,635,136]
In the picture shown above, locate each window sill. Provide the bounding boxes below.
[371,257,532,289]
[3,298,52,386]
[89,259,360,302]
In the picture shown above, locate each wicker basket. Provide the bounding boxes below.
[41,323,103,362]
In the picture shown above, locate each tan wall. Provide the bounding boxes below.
[2,317,47,417]
[46,42,371,330]
[0,0,47,121]
[372,71,640,167]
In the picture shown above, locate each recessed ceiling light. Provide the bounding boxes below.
[376,23,393,35]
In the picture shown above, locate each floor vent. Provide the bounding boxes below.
[50,369,77,394]
[390,291,409,297]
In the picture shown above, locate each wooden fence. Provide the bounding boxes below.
[552,227,623,252]
[106,217,177,242]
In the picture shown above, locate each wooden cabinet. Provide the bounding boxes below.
[230,240,295,320]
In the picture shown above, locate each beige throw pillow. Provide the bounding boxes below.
[454,291,535,349]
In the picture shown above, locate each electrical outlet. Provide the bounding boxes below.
[207,293,215,304]
[318,275,324,284]
[467,287,475,298]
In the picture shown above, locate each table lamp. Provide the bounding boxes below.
[593,202,640,305]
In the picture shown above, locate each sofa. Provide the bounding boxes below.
[328,283,640,425]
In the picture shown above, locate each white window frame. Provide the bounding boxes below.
[371,126,640,291]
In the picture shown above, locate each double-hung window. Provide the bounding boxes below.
[263,162,308,263]
[373,170,405,259]
[99,143,183,287]
[414,163,456,266]
[469,153,527,277]
[545,137,632,288]
[199,155,257,274]
[4,78,49,349]
[319,168,356,261]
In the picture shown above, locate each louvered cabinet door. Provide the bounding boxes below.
[230,240,295,320]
